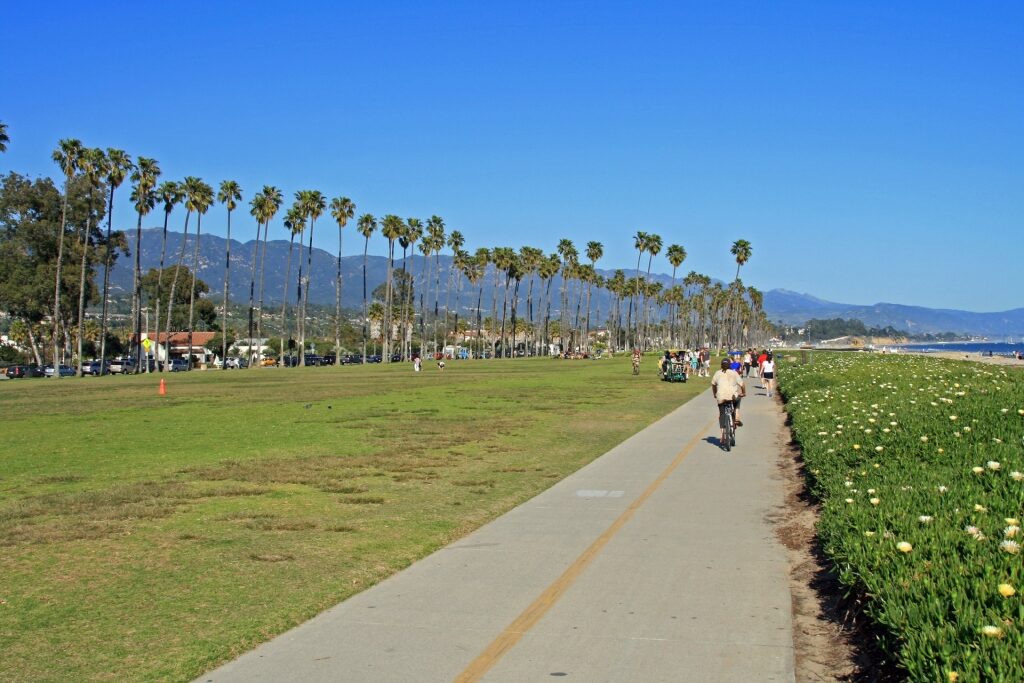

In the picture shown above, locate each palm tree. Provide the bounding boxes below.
[125,156,160,371]
[443,229,464,353]
[556,239,576,354]
[584,241,603,354]
[403,218,423,358]
[164,178,199,366]
[729,239,753,347]
[299,190,326,365]
[426,216,445,354]
[539,253,560,355]
[0,122,9,152]
[218,180,243,368]
[473,248,490,357]
[330,196,356,364]
[517,247,542,355]
[97,149,133,372]
[75,148,106,375]
[154,181,182,370]
[396,223,411,356]
[461,254,483,358]
[380,214,405,361]
[51,138,83,368]
[665,244,686,345]
[492,247,515,357]
[641,233,662,349]
[623,231,647,351]
[254,186,283,365]
[356,213,377,363]
[246,189,269,360]
[279,203,305,362]
[730,239,752,283]
[185,178,214,368]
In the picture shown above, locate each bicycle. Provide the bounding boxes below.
[719,401,737,451]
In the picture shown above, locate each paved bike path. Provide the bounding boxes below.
[198,380,793,682]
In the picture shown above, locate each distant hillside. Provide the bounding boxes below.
[108,229,1024,337]
[763,290,1024,337]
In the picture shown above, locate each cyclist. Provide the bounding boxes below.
[711,358,745,446]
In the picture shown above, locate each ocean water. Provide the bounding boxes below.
[895,342,1024,356]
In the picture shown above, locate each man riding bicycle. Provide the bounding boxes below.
[711,358,745,446]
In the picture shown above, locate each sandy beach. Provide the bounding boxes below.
[900,349,1024,367]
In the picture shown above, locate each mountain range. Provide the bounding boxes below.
[107,229,1024,337]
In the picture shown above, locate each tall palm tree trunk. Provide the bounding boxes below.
[361,237,369,364]
[221,209,233,368]
[255,220,270,365]
[76,190,96,375]
[489,264,500,359]
[98,189,116,373]
[246,223,260,365]
[295,233,305,364]
[300,220,316,366]
[165,213,191,367]
[186,213,203,369]
[154,211,171,371]
[279,233,296,364]
[335,230,345,365]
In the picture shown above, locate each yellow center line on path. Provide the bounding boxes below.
[453,417,717,683]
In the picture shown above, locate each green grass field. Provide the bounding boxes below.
[0,357,704,682]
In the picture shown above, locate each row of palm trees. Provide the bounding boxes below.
[5,126,767,374]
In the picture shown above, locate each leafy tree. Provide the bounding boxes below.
[140,267,212,331]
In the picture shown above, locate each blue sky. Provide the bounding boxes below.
[2,1,1021,311]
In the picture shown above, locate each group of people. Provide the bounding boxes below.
[649,348,713,380]
[710,349,776,449]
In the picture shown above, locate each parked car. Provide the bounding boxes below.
[81,360,110,376]
[322,354,336,365]
[341,354,363,365]
[159,358,189,372]
[108,358,136,375]
[366,355,382,363]
[259,357,278,367]
[304,355,324,366]
[5,364,45,378]
[44,364,76,377]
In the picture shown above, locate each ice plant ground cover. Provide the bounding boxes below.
[779,352,1024,681]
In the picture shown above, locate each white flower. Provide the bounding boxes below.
[949,415,958,421]
[998,583,1016,597]
[986,461,1000,470]
[1005,526,1020,539]
[845,498,854,504]
[896,541,912,553]
[937,485,948,494]
[918,515,933,524]
[920,436,929,442]
[999,540,1020,554]
[972,466,985,474]
[981,625,1004,638]
[864,530,876,537]
[1012,471,1024,481]
[974,504,987,512]
[867,488,876,494]
[875,446,884,452]
[1006,518,1020,526]
[870,498,881,506]
[844,481,853,487]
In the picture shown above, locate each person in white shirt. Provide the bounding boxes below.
[711,358,745,444]
[762,353,776,398]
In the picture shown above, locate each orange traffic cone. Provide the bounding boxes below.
[159,378,166,396]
